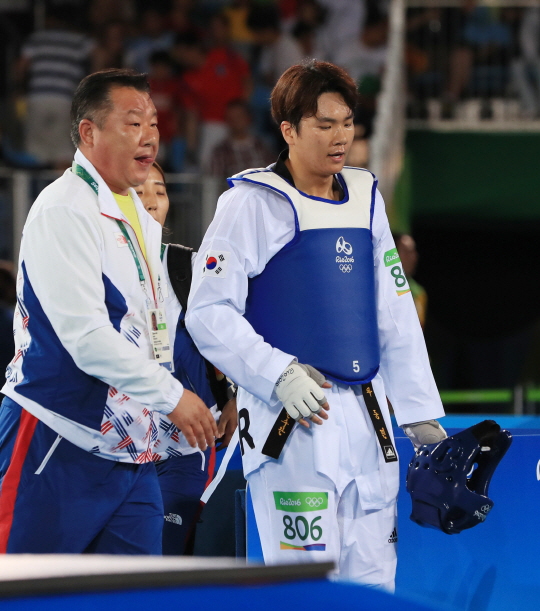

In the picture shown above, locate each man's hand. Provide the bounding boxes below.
[168,389,218,450]
[216,398,238,451]
[275,362,331,429]
[401,419,447,449]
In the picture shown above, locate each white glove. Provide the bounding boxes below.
[401,419,447,449]
[274,362,328,421]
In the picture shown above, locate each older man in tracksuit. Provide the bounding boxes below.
[0,69,216,554]
[185,60,447,589]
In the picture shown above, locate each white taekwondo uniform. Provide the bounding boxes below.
[185,162,444,588]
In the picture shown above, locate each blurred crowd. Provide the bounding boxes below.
[0,0,385,179]
[406,1,540,120]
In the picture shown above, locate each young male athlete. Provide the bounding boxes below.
[186,60,446,589]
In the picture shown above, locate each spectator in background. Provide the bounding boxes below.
[88,0,135,29]
[443,0,513,114]
[223,0,254,60]
[335,0,388,85]
[178,17,251,168]
[124,9,174,74]
[148,51,191,170]
[92,21,127,72]
[393,233,427,328]
[316,0,366,64]
[168,0,197,35]
[16,3,94,168]
[511,7,540,118]
[0,262,16,384]
[247,4,304,86]
[207,99,275,184]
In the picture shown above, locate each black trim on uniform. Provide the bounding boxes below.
[271,149,345,200]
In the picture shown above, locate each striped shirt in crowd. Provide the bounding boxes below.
[22,29,94,99]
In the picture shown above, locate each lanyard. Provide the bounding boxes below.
[72,162,151,298]
[115,219,146,285]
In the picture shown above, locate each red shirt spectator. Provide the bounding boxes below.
[183,47,250,122]
[148,51,193,143]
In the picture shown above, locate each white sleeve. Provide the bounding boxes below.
[23,207,183,415]
[372,190,445,425]
[185,184,296,404]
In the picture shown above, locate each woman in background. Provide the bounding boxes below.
[137,162,237,555]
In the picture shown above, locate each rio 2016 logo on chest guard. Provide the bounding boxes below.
[273,492,328,551]
[336,236,354,273]
[384,248,411,296]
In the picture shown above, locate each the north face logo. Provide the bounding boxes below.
[164,513,182,525]
[388,528,398,543]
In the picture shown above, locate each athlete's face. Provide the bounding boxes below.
[135,165,169,227]
[79,86,159,195]
[284,92,354,179]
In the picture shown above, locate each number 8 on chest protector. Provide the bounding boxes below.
[146,307,174,372]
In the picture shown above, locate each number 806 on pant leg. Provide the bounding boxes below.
[273,492,328,552]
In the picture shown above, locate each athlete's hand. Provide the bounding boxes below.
[275,362,331,429]
[401,419,447,449]
[168,389,218,450]
[216,398,238,451]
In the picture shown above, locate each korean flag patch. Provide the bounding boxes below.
[202,250,230,279]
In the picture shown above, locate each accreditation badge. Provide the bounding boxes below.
[146,307,174,372]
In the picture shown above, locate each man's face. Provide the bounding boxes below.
[225,105,251,138]
[91,86,159,194]
[288,92,354,178]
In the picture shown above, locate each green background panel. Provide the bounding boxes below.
[400,130,540,222]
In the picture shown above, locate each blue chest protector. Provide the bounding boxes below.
[233,167,380,385]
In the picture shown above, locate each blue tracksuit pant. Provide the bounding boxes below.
[0,397,163,554]
[156,448,213,555]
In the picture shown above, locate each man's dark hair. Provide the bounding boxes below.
[271,60,359,132]
[70,69,150,148]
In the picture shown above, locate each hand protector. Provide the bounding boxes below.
[401,419,447,449]
[275,362,327,421]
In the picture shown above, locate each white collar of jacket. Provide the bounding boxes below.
[73,148,164,294]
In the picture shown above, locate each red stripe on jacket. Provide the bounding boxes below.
[0,409,38,553]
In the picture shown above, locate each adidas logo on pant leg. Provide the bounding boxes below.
[388,527,398,543]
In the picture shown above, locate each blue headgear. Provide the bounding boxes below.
[406,420,512,535]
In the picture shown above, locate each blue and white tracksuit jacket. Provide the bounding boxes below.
[1,149,184,464]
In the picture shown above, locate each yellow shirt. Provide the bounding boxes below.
[113,192,147,261]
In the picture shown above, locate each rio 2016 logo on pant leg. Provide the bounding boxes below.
[273,492,328,551]
[384,248,411,297]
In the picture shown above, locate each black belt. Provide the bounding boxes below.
[262,381,397,462]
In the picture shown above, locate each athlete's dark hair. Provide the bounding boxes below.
[70,69,150,147]
[151,161,166,185]
[271,60,358,133]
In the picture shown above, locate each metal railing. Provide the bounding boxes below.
[405,0,540,128]
[440,385,540,414]
[0,167,222,263]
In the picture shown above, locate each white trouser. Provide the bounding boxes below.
[247,425,398,591]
